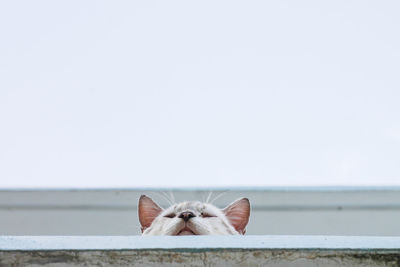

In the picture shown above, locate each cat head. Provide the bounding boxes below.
[138,195,250,235]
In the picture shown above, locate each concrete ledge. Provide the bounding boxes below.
[1,236,400,266]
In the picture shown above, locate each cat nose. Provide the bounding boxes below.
[179,211,195,222]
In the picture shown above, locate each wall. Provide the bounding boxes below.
[1,187,400,236]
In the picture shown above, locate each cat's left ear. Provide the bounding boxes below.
[138,195,163,232]
[223,198,250,235]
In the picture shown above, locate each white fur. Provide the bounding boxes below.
[142,201,239,236]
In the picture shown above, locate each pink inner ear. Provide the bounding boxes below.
[138,195,162,231]
[223,198,250,235]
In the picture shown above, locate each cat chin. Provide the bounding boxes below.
[177,230,195,236]
[176,227,197,236]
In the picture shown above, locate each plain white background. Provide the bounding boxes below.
[0,1,399,188]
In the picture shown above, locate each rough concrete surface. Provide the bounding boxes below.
[1,235,400,267]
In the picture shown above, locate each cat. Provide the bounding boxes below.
[138,195,250,235]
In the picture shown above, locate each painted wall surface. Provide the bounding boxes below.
[1,1,400,189]
[1,188,400,236]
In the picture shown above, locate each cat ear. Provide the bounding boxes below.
[138,195,163,232]
[223,198,250,235]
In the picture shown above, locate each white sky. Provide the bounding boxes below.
[0,0,400,188]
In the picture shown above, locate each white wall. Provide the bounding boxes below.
[1,1,400,188]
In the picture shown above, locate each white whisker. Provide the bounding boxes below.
[210,191,228,204]
[169,191,176,204]
[153,191,173,206]
[205,191,213,203]
[163,191,175,205]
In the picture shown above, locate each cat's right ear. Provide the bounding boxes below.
[138,195,163,232]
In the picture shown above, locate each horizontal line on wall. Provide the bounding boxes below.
[2,204,400,211]
[2,236,400,250]
[2,186,400,192]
